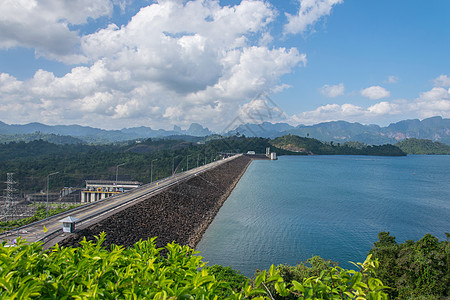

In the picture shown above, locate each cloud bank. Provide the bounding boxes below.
[0,0,113,63]
[0,0,448,131]
[291,75,450,125]
[0,0,306,130]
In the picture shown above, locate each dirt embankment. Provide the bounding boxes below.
[59,155,252,250]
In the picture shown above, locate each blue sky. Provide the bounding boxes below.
[0,0,449,131]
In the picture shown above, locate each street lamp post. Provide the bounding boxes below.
[197,153,200,168]
[186,155,191,171]
[151,159,158,183]
[46,171,59,219]
[172,156,177,176]
[115,163,126,186]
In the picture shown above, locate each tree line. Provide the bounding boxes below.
[0,135,407,193]
[0,136,288,193]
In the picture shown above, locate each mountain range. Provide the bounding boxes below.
[0,116,449,145]
[0,121,213,144]
[229,116,450,145]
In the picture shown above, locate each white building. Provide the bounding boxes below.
[81,180,141,203]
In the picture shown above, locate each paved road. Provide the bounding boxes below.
[1,154,241,247]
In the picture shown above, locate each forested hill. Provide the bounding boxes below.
[0,136,404,192]
[395,138,450,154]
[0,132,85,144]
[0,138,198,191]
[0,140,90,162]
[0,137,290,192]
[271,135,406,156]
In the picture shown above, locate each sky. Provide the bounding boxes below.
[0,0,449,132]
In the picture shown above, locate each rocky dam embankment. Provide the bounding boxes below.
[59,155,252,249]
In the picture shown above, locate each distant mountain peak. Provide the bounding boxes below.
[186,123,212,137]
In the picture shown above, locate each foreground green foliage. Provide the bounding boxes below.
[369,232,450,299]
[395,138,450,154]
[258,256,339,299]
[256,256,390,300]
[205,265,248,293]
[1,233,388,299]
[0,205,80,233]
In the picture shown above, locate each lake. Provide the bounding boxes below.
[196,155,450,276]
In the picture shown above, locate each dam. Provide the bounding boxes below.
[1,154,255,250]
[58,155,252,249]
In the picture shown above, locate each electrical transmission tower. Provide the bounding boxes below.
[2,173,16,221]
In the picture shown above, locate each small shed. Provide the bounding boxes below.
[59,216,79,233]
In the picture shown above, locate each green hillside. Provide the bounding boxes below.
[271,135,406,156]
[0,135,406,193]
[395,138,450,154]
[0,132,85,144]
[0,136,292,192]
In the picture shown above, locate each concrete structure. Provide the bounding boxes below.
[81,180,142,203]
[27,193,59,202]
[26,188,81,203]
[60,216,79,233]
[270,152,277,160]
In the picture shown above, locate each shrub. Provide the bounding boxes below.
[0,233,388,299]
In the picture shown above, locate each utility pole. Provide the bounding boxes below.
[197,153,200,168]
[172,156,175,176]
[186,155,191,171]
[46,172,59,219]
[115,163,125,185]
[151,159,158,183]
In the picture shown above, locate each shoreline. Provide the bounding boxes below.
[188,157,253,248]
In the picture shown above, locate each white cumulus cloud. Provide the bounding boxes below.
[284,0,343,35]
[433,75,450,87]
[0,0,113,63]
[319,83,344,97]
[361,86,391,100]
[289,101,405,125]
[411,87,450,119]
[367,101,400,115]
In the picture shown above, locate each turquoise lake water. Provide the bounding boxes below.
[196,155,450,276]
